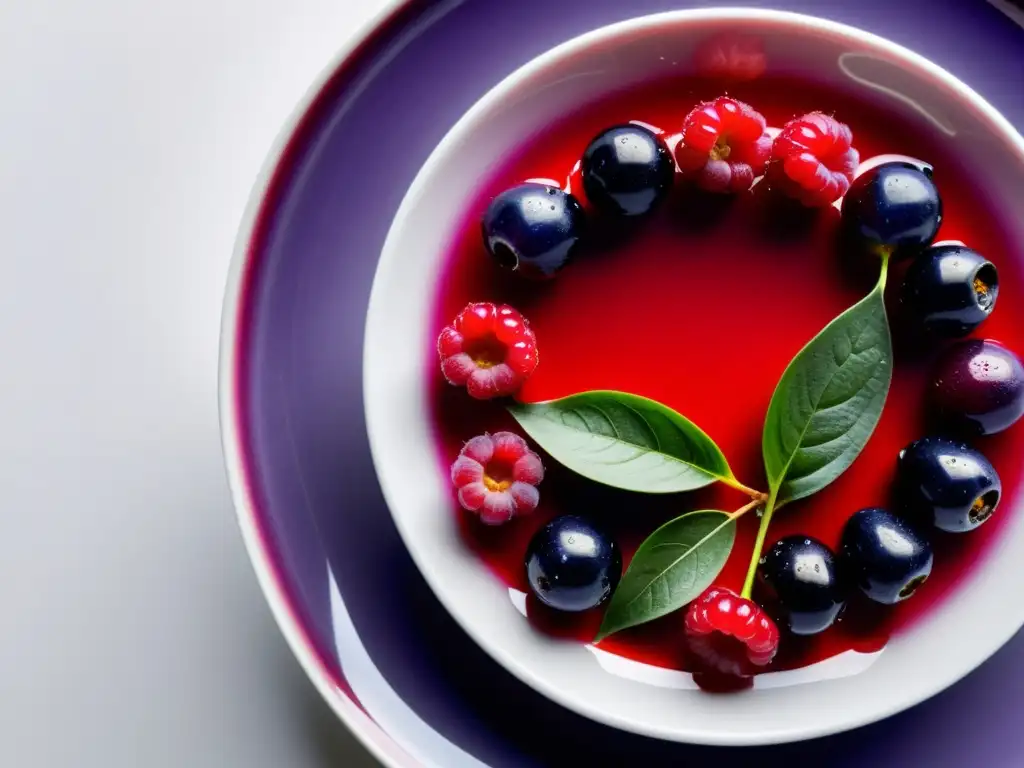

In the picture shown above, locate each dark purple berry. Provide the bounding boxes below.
[841,161,942,258]
[581,124,674,217]
[841,508,933,605]
[898,437,1001,533]
[758,536,846,635]
[930,339,1024,435]
[902,244,998,337]
[482,182,586,279]
[525,515,621,612]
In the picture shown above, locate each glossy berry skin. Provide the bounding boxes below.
[840,508,933,605]
[684,586,779,680]
[525,515,621,612]
[768,112,859,206]
[758,537,846,636]
[898,437,1001,533]
[675,97,772,193]
[481,183,586,280]
[930,339,1024,436]
[841,161,942,258]
[902,245,998,337]
[451,432,545,525]
[437,302,538,400]
[581,124,674,217]
[881,156,933,177]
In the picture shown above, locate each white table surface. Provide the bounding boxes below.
[0,0,388,764]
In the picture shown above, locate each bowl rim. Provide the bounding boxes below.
[217,1,423,766]
[363,6,1024,748]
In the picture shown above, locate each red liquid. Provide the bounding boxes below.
[427,75,1024,674]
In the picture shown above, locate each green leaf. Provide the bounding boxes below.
[595,510,736,641]
[507,391,734,494]
[762,277,893,506]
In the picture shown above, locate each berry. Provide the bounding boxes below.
[758,536,846,636]
[525,515,621,612]
[684,586,779,678]
[840,508,933,605]
[481,182,586,280]
[841,161,942,257]
[902,244,998,337]
[452,432,544,525]
[898,437,1001,533]
[930,339,1024,436]
[768,112,859,206]
[674,97,771,193]
[693,32,766,82]
[437,303,538,399]
[869,155,933,177]
[581,124,674,217]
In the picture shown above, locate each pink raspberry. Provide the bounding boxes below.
[693,33,767,82]
[684,586,779,686]
[675,97,772,193]
[437,302,538,400]
[451,432,545,525]
[768,112,859,206]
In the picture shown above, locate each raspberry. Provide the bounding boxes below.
[675,97,772,193]
[768,112,859,206]
[684,586,779,683]
[451,432,544,525]
[437,302,538,399]
[693,33,767,82]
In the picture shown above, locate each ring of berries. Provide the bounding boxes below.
[438,302,538,400]
[451,432,544,524]
[435,90,1022,695]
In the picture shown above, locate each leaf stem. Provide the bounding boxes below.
[878,249,891,290]
[740,488,778,599]
[728,498,764,521]
[721,476,769,501]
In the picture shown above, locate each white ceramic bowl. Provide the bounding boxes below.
[364,9,1024,746]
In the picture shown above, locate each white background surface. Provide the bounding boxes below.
[0,0,388,764]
